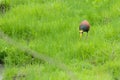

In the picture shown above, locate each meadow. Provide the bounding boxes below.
[0,0,120,80]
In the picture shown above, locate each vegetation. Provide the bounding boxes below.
[0,0,120,80]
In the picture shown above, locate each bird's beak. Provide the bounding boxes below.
[79,30,83,38]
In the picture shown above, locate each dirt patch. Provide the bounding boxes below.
[0,64,4,80]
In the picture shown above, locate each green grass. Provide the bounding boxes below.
[0,0,120,80]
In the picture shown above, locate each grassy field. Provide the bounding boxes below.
[0,0,120,80]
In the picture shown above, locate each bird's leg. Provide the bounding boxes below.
[86,32,88,39]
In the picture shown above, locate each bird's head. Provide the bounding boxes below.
[79,30,83,38]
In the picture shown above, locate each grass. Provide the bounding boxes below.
[0,0,120,80]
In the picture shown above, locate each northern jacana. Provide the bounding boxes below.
[79,20,90,38]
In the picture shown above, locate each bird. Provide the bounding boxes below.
[79,20,90,38]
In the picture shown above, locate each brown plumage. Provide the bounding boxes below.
[79,20,90,37]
